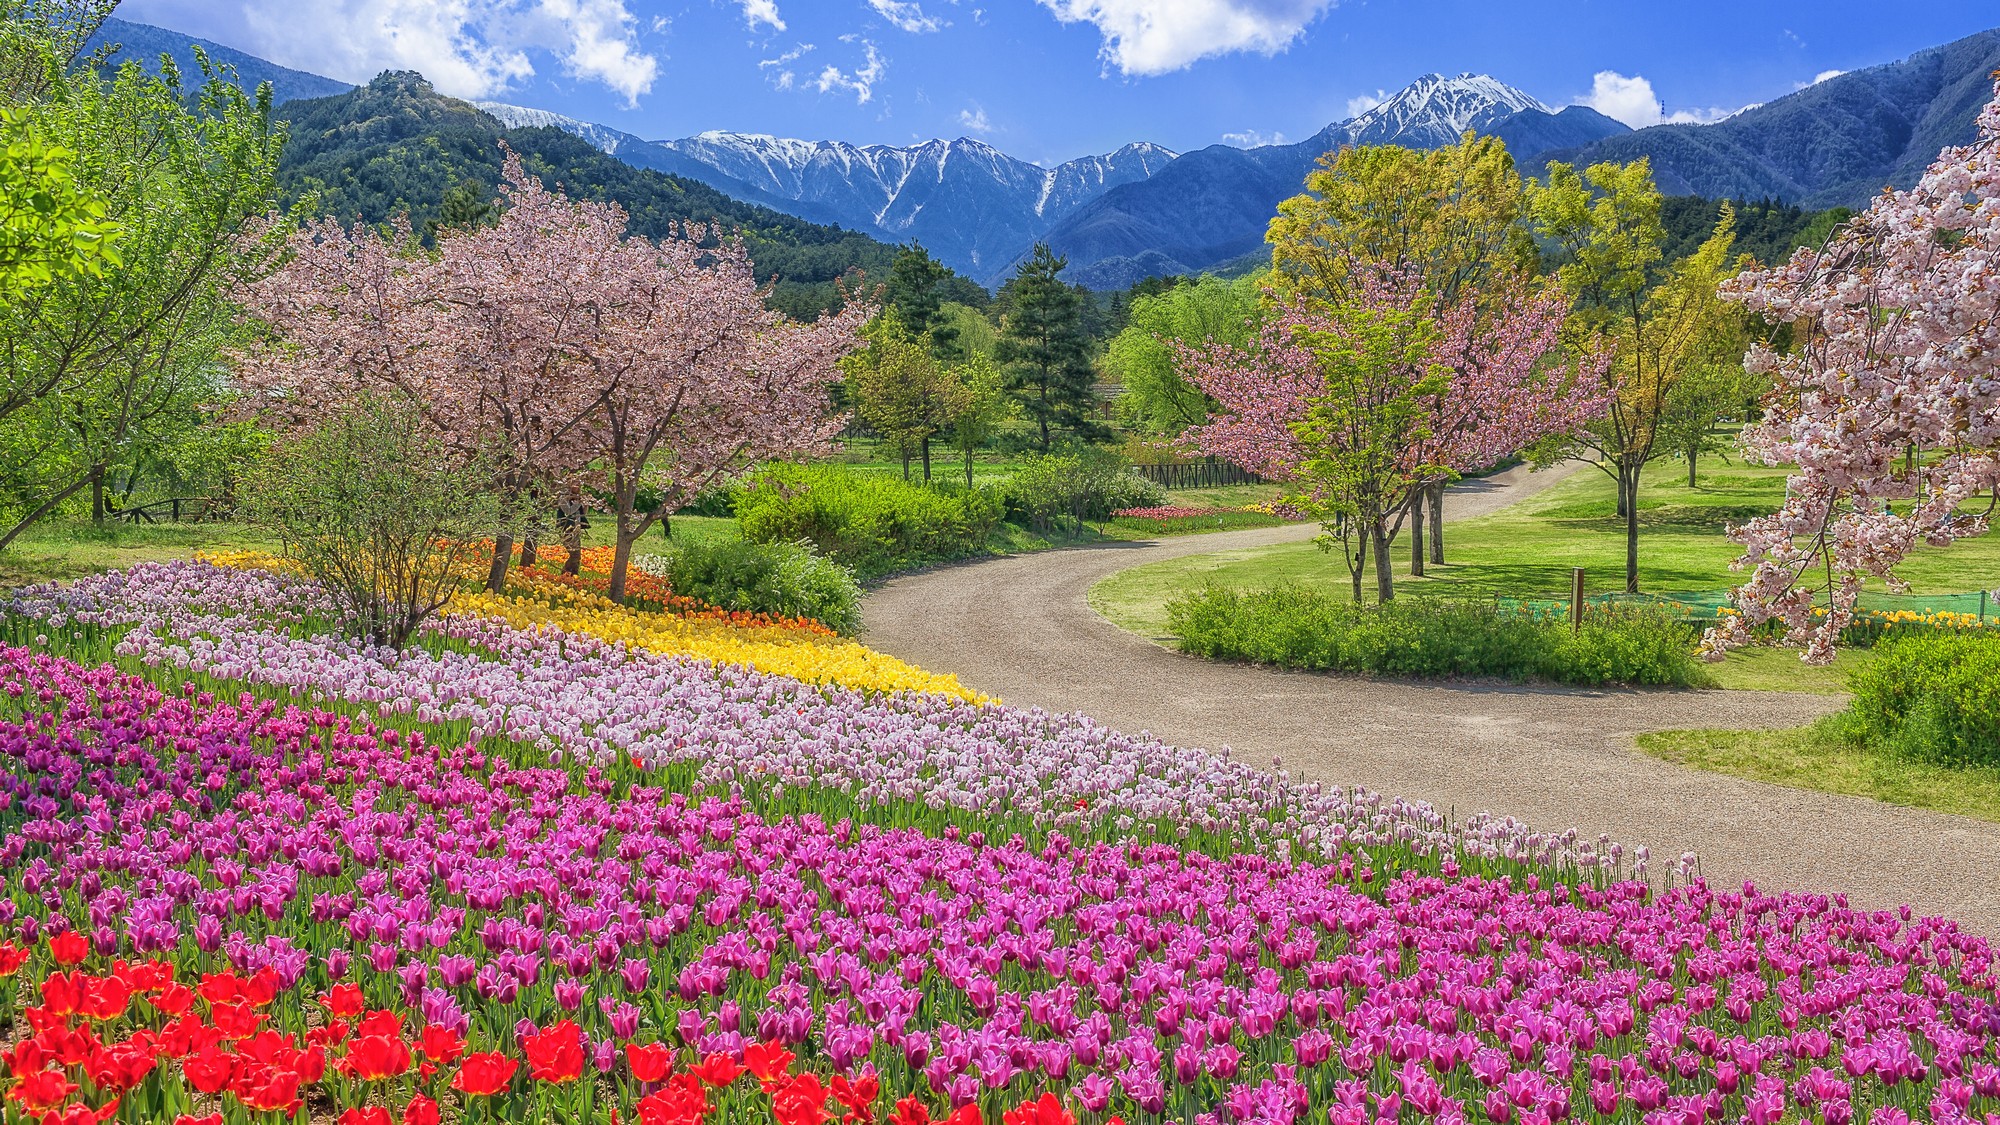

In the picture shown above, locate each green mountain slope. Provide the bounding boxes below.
[278,72,976,316]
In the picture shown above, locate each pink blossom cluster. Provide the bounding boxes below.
[1706,80,2000,663]
[2,645,1997,1124]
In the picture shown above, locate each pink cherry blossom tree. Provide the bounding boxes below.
[236,152,868,600]
[1702,80,2000,664]
[1178,270,1604,602]
[235,154,614,591]
[578,229,868,601]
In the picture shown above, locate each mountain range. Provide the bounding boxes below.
[81,16,2000,292]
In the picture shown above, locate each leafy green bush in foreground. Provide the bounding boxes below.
[1845,630,2000,767]
[734,464,1004,579]
[1167,584,1713,687]
[638,538,863,634]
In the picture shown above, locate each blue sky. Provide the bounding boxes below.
[118,1,1999,165]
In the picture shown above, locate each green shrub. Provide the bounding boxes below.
[1167,585,1712,687]
[1846,631,2000,767]
[637,538,862,634]
[1005,449,1165,535]
[733,464,1004,579]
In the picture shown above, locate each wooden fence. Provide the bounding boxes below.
[1132,461,1266,490]
[111,497,230,524]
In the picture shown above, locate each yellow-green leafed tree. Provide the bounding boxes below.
[846,310,974,482]
[1529,159,1747,592]
[1265,132,1540,571]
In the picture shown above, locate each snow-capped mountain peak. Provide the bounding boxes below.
[1344,73,1550,147]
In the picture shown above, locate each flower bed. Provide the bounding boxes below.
[2,646,1998,1124]
[3,565,1999,1125]
[201,552,970,702]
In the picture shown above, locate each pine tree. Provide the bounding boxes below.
[995,244,1104,451]
[883,242,959,360]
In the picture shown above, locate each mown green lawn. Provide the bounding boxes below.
[1638,724,2000,825]
[1089,453,2000,694]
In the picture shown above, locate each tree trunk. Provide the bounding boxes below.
[519,533,539,571]
[1621,466,1641,594]
[486,532,513,594]
[0,470,99,553]
[1687,452,1697,488]
[1408,492,1426,578]
[1348,531,1365,604]
[1428,481,1444,565]
[1371,520,1395,603]
[608,531,637,603]
[920,436,932,482]
[90,465,107,527]
[562,541,582,577]
[964,447,974,489]
[901,449,911,481]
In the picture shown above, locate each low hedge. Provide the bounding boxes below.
[1845,630,2000,767]
[734,465,1005,579]
[637,539,863,634]
[1167,584,1713,687]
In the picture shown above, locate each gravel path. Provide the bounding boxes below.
[861,463,2000,932]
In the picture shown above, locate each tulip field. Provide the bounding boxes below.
[0,559,1998,1125]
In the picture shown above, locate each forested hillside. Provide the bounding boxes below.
[278,72,982,316]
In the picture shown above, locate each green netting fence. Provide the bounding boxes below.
[1494,588,1998,645]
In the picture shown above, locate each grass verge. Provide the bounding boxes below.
[1638,721,2000,825]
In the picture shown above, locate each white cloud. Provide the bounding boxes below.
[758,42,814,91]
[958,105,993,133]
[813,40,885,104]
[1811,69,1845,85]
[120,0,661,105]
[1344,89,1386,118]
[737,0,785,32]
[1036,0,1339,76]
[869,0,945,33]
[1220,127,1285,147]
[1576,70,1752,129]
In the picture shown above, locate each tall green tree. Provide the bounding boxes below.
[1528,161,1745,592]
[995,244,1105,451]
[946,350,1008,488]
[0,47,282,551]
[1105,273,1259,436]
[1267,133,1539,571]
[883,242,960,359]
[847,310,973,481]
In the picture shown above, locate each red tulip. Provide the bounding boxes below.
[339,1110,393,1125]
[48,930,88,966]
[832,1073,880,1113]
[39,1100,121,1125]
[149,981,195,1016]
[321,982,365,1019]
[348,1034,413,1081]
[418,1024,464,1064]
[81,975,131,1021]
[627,1041,676,1084]
[522,1020,585,1084]
[890,1098,933,1125]
[745,1040,796,1086]
[404,1094,442,1125]
[636,1074,711,1125]
[209,1001,263,1040]
[1002,1094,1075,1125]
[770,1074,831,1125]
[689,1053,742,1087]
[181,1047,236,1095]
[8,1068,77,1112]
[233,1067,303,1114]
[0,942,29,976]
[171,1116,222,1125]
[452,1051,520,1097]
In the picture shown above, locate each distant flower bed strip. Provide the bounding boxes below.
[199,551,968,701]
[9,560,1544,866]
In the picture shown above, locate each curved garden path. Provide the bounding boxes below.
[861,463,2000,933]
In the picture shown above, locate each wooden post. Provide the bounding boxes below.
[1571,567,1586,634]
